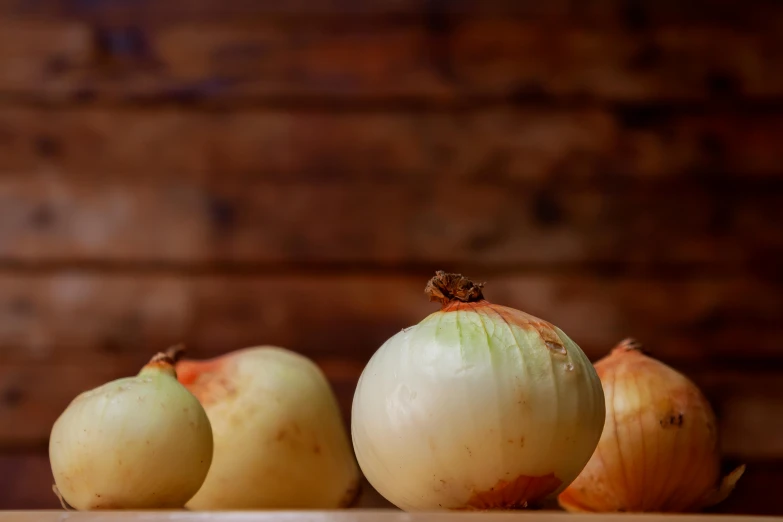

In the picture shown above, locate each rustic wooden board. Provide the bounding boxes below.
[0,273,779,452]
[0,178,779,269]
[0,107,619,180]
[2,0,782,25]
[0,19,781,103]
[2,108,782,180]
[0,273,779,367]
[0,455,61,510]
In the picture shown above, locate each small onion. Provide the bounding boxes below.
[49,349,214,510]
[176,346,360,509]
[352,271,606,511]
[558,338,745,513]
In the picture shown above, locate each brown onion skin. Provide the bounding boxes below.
[558,339,741,513]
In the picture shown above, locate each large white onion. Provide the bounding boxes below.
[351,272,605,511]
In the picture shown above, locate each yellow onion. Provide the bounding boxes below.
[558,338,744,513]
[49,349,214,510]
[176,346,360,509]
[352,271,606,511]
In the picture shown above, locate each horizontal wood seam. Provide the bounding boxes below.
[0,261,777,281]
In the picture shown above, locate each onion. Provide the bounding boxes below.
[49,348,214,510]
[351,271,606,511]
[176,346,360,509]
[558,338,745,513]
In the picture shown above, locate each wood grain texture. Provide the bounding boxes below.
[0,107,619,180]
[0,19,782,103]
[0,272,778,368]
[2,107,783,180]
[0,177,779,270]
[0,455,57,509]
[2,0,782,26]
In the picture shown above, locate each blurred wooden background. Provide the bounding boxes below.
[0,0,781,512]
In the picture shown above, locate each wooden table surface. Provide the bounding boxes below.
[0,512,781,522]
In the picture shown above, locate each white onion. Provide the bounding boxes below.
[176,346,360,509]
[351,272,605,511]
[49,351,214,510]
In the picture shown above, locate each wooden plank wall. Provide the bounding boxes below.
[0,0,781,512]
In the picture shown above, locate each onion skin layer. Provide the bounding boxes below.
[176,346,360,510]
[558,339,744,513]
[49,355,214,510]
[352,274,605,512]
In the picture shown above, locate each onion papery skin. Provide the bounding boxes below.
[352,296,606,511]
[49,356,214,510]
[558,340,744,513]
[177,347,360,509]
